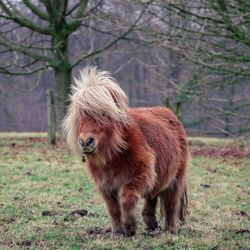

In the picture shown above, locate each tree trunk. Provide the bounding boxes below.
[55,66,71,127]
[52,27,72,130]
[46,89,56,145]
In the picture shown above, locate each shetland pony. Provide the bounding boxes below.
[63,67,189,237]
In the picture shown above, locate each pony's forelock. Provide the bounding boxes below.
[62,104,81,157]
[71,66,129,124]
[62,66,130,156]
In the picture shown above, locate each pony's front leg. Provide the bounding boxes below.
[101,190,123,237]
[120,184,140,236]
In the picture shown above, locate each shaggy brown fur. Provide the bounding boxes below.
[63,67,189,237]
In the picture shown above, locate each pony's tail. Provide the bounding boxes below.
[179,185,188,223]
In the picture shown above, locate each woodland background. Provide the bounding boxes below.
[0,0,249,137]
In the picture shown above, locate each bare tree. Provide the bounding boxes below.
[0,0,149,126]
[134,0,250,136]
[1,0,249,136]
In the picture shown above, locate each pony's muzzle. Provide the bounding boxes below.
[78,137,96,154]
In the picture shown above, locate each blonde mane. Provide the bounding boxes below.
[62,66,129,155]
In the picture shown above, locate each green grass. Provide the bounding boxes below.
[0,134,249,249]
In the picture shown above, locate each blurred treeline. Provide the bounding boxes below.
[0,0,249,137]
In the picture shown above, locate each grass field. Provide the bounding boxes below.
[0,133,249,249]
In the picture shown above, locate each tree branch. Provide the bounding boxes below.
[65,2,80,16]
[0,35,52,62]
[23,0,49,21]
[72,0,152,68]
[0,64,50,76]
[0,0,52,34]
[81,23,147,45]
[67,0,88,33]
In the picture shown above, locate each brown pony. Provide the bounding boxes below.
[63,66,189,237]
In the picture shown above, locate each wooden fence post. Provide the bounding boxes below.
[165,97,170,108]
[175,101,182,121]
[46,89,56,145]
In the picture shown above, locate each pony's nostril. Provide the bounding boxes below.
[78,138,84,147]
[86,137,94,146]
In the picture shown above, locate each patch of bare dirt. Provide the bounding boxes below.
[41,210,58,217]
[1,137,68,158]
[235,228,250,235]
[4,137,66,149]
[0,217,16,224]
[235,210,250,220]
[200,184,211,189]
[17,240,32,248]
[87,226,111,235]
[64,209,89,222]
[70,209,88,217]
[27,137,48,143]
[191,147,250,159]
[40,208,99,223]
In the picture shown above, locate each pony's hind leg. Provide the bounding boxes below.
[142,195,158,231]
[159,174,186,234]
[179,185,188,223]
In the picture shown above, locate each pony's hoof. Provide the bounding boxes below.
[146,220,158,232]
[164,226,178,235]
[123,223,136,237]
